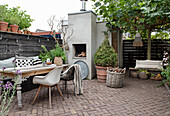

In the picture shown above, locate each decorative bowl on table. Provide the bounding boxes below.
[46,62,52,65]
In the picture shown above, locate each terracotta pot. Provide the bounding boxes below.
[54,57,62,66]
[7,28,10,32]
[131,71,138,78]
[0,21,8,31]
[95,66,108,83]
[27,31,30,35]
[10,25,19,33]
[24,30,27,34]
[18,30,21,34]
[139,72,148,79]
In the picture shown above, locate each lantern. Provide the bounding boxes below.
[133,33,143,47]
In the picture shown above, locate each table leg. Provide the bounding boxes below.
[0,86,1,96]
[16,75,22,108]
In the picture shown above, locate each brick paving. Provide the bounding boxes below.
[7,73,170,116]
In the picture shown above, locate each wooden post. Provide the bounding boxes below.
[147,28,151,60]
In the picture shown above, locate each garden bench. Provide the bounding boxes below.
[129,60,163,77]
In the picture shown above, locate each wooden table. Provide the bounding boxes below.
[0,64,69,108]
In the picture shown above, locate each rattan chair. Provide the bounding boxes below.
[60,65,75,98]
[32,67,64,108]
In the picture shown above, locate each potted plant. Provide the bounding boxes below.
[94,31,118,83]
[150,73,156,80]
[50,43,66,66]
[39,45,52,64]
[0,5,8,31]
[23,28,28,34]
[7,27,10,32]
[39,44,66,66]
[137,69,149,79]
[18,13,34,31]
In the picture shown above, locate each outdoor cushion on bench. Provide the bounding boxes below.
[129,60,163,77]
[135,60,163,69]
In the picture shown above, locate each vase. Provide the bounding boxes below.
[0,21,8,31]
[54,57,62,66]
[10,25,19,33]
[95,66,108,83]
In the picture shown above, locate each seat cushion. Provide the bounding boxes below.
[135,60,163,69]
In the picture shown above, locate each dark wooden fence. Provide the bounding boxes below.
[0,31,63,92]
[0,31,62,60]
[123,39,170,68]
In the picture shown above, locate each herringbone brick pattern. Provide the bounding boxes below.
[7,75,170,116]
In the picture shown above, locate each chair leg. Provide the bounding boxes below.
[32,85,42,105]
[49,87,52,108]
[56,84,64,101]
[65,81,69,98]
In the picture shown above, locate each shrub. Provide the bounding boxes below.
[161,62,170,86]
[94,31,118,67]
[0,5,8,21]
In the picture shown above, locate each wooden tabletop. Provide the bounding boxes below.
[0,64,69,78]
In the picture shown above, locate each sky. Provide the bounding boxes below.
[1,0,94,32]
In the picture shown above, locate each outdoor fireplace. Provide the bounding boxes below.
[73,44,86,57]
[64,11,111,80]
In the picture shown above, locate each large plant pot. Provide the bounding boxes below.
[10,25,19,33]
[139,72,148,79]
[96,66,107,83]
[131,71,138,78]
[0,21,8,31]
[106,68,126,88]
[54,57,62,66]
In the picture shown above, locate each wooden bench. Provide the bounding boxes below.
[129,60,163,77]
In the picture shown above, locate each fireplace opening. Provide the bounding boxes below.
[73,44,86,58]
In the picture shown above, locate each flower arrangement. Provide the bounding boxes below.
[0,60,20,115]
[162,51,169,68]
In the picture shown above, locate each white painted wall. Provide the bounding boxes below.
[63,11,111,79]
[96,22,112,49]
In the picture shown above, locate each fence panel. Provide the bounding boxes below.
[123,39,170,68]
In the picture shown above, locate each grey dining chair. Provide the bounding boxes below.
[60,65,75,98]
[32,67,64,108]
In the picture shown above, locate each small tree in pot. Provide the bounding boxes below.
[94,31,118,82]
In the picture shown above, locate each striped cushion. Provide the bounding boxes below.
[33,59,42,65]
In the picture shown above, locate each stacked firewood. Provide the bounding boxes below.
[108,68,126,73]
